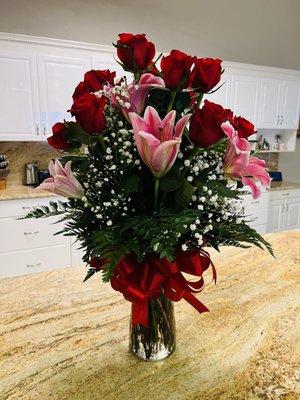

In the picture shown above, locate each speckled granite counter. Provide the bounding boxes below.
[0,231,299,400]
[270,181,300,191]
[0,184,55,201]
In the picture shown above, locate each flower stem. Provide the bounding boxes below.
[154,177,160,211]
[97,135,106,153]
[166,91,177,113]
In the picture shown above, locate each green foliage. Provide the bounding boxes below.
[120,169,140,195]
[21,201,69,219]
[160,170,184,193]
[64,121,92,146]
[197,180,240,199]
[171,179,196,210]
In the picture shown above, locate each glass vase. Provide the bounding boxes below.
[129,295,176,361]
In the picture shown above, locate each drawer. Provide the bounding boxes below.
[0,216,69,253]
[244,207,268,226]
[270,189,300,201]
[247,223,267,234]
[0,197,59,218]
[242,191,270,211]
[0,244,71,278]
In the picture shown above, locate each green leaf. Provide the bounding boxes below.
[173,91,191,114]
[83,268,96,282]
[172,179,196,210]
[65,121,92,146]
[120,171,139,195]
[160,170,184,193]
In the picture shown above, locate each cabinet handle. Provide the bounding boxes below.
[285,203,289,212]
[26,263,42,268]
[36,122,40,135]
[22,206,31,210]
[251,200,260,205]
[281,203,285,212]
[24,231,39,235]
[43,122,47,136]
[281,192,290,196]
[280,115,283,125]
[277,114,280,125]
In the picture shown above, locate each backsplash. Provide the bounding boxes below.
[0,142,57,185]
[259,152,279,172]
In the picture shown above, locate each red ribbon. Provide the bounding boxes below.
[110,248,216,327]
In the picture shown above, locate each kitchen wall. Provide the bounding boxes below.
[0,142,57,185]
[0,0,299,70]
[278,137,300,183]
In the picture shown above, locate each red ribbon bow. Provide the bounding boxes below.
[110,248,216,327]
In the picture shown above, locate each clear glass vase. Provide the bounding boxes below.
[129,295,176,361]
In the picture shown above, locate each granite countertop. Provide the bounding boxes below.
[0,184,55,201]
[270,181,300,191]
[0,231,299,399]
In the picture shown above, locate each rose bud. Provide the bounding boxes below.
[73,69,116,100]
[160,50,194,90]
[89,257,108,271]
[70,93,106,135]
[189,58,222,93]
[47,122,71,150]
[189,100,233,148]
[231,116,256,139]
[116,33,155,71]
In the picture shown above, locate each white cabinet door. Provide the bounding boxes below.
[203,72,232,108]
[38,55,91,138]
[92,54,132,82]
[281,81,300,129]
[229,75,260,126]
[284,197,300,230]
[0,51,40,140]
[258,79,282,129]
[267,199,284,232]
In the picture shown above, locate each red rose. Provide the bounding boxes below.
[73,69,116,100]
[116,33,155,71]
[70,93,106,134]
[189,58,222,93]
[47,122,71,150]
[89,257,107,271]
[231,116,255,138]
[189,100,233,148]
[160,50,194,90]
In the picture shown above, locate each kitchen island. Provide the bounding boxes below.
[0,231,299,400]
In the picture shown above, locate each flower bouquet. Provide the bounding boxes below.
[25,33,273,361]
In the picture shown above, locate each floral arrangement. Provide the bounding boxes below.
[25,33,273,359]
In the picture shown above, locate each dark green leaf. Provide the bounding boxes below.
[160,171,184,193]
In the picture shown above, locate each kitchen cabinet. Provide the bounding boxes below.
[0,197,74,278]
[0,33,300,141]
[0,51,40,140]
[281,80,300,129]
[92,54,132,82]
[229,74,261,126]
[267,189,300,232]
[259,79,300,129]
[241,191,269,234]
[203,71,232,108]
[258,79,282,129]
[38,55,91,137]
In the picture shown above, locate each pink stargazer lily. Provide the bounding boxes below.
[129,106,191,178]
[103,73,165,121]
[36,159,84,199]
[127,73,165,115]
[221,121,271,198]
